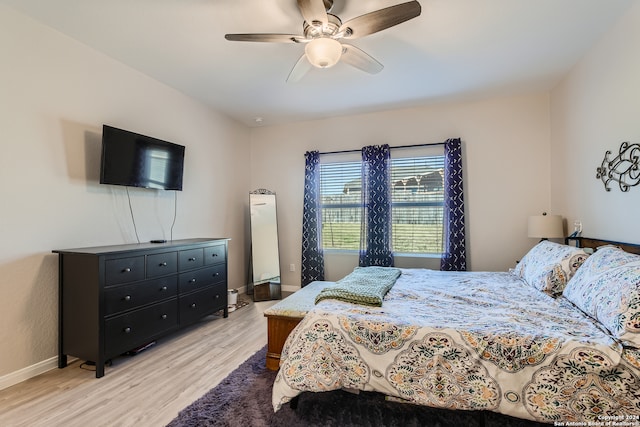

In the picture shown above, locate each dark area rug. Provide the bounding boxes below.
[167,346,551,427]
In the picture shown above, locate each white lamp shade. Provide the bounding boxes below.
[305,38,342,68]
[528,214,564,239]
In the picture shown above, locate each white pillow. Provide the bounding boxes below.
[563,246,640,347]
[513,240,589,296]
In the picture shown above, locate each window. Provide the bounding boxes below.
[390,156,445,254]
[319,154,445,254]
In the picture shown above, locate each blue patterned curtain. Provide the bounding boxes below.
[440,138,466,271]
[301,151,325,286]
[359,145,394,267]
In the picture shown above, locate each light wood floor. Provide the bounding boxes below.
[0,297,278,427]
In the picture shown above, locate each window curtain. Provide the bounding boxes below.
[440,138,466,271]
[359,144,394,267]
[301,151,325,286]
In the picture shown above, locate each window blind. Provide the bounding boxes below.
[320,161,362,250]
[319,155,445,254]
[390,156,444,254]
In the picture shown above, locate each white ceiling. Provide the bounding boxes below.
[1,0,634,127]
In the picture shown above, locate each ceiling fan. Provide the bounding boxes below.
[225,0,422,82]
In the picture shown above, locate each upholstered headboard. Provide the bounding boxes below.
[566,236,640,255]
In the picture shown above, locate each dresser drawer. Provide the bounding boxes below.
[147,252,178,278]
[179,248,204,271]
[104,276,178,316]
[204,245,226,265]
[178,264,226,293]
[105,256,145,286]
[105,299,178,358]
[179,283,227,326]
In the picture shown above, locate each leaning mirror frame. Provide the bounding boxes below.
[249,189,282,301]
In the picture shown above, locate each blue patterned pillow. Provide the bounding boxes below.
[563,246,640,347]
[514,241,589,296]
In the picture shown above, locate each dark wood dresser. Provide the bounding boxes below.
[53,238,229,377]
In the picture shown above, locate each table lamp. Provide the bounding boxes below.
[528,212,564,241]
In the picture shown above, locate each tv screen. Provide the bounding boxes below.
[100,125,185,191]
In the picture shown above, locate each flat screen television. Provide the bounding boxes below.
[100,125,185,191]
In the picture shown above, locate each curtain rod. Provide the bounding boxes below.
[318,141,445,156]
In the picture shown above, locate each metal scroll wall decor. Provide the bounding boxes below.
[596,141,640,192]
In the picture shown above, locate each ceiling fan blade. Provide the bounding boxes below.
[225,33,305,43]
[339,1,421,39]
[341,44,383,74]
[297,0,329,26]
[286,54,313,83]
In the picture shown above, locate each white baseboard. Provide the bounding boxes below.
[0,356,77,391]
[0,356,57,391]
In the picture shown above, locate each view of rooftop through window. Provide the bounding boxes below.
[319,156,445,254]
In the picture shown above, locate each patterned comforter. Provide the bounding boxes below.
[272,268,640,423]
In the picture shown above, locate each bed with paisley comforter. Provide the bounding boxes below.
[272,238,640,424]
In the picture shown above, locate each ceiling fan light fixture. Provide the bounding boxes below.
[305,38,342,68]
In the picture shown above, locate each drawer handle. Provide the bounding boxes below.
[122,268,131,273]
[159,262,167,267]
[190,303,196,309]
[161,286,168,291]
[161,314,167,320]
[213,272,220,277]
[215,294,220,299]
[188,257,197,262]
[189,278,196,283]
[211,253,218,257]
[123,295,132,302]
[124,327,132,334]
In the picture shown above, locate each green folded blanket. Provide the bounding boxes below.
[315,266,401,307]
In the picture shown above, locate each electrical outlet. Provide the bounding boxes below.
[289,264,295,272]
[574,220,582,233]
[569,220,583,238]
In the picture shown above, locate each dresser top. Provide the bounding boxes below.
[53,238,230,255]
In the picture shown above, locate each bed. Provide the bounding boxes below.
[272,237,640,424]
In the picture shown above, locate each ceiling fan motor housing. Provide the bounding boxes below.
[303,13,345,39]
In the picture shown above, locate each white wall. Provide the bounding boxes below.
[0,5,251,381]
[550,1,640,243]
[250,94,552,288]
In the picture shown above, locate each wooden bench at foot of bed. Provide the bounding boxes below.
[263,281,333,370]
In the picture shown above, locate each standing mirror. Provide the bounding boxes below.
[249,189,281,301]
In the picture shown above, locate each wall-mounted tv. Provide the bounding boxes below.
[100,125,185,191]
